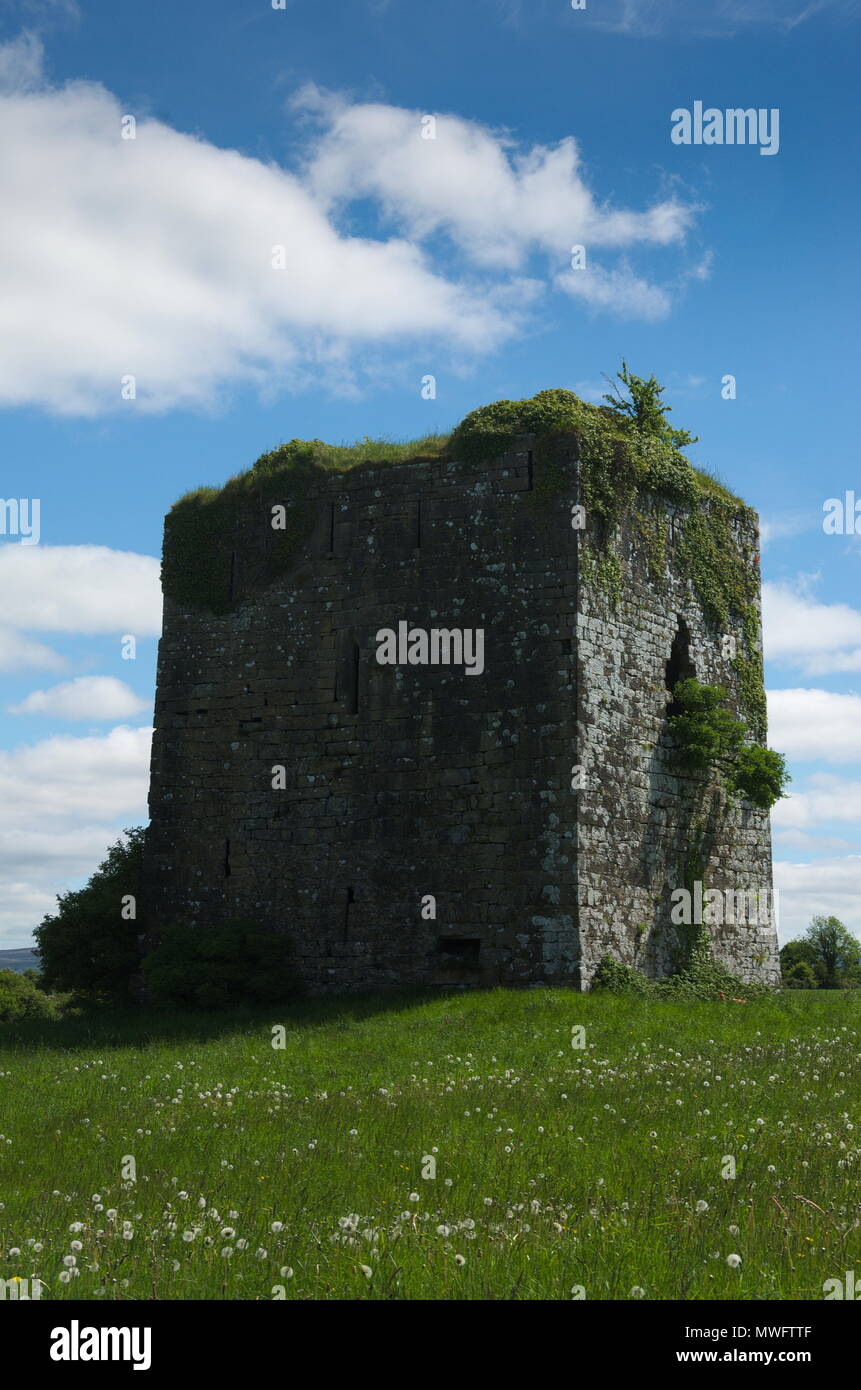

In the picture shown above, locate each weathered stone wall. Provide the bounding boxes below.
[145,440,580,992]
[576,499,779,988]
[144,432,779,993]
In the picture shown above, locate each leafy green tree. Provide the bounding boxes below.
[782,960,818,989]
[34,827,145,1004]
[779,939,823,988]
[602,361,698,450]
[142,920,298,1010]
[801,916,861,990]
[0,969,57,1023]
[669,678,790,811]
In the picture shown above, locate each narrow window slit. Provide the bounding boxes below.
[348,641,360,714]
[335,637,361,714]
[224,838,231,877]
[344,886,355,941]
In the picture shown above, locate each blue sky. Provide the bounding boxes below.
[1,0,860,947]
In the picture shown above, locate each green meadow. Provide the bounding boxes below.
[0,989,859,1301]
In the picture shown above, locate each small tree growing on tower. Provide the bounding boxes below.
[602,361,698,450]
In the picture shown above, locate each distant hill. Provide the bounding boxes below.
[0,948,38,974]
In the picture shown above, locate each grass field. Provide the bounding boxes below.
[0,988,859,1301]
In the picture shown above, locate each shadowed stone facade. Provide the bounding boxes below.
[143,433,779,993]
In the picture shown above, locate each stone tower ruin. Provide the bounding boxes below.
[143,402,780,994]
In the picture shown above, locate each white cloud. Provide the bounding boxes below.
[772,829,860,854]
[767,688,861,763]
[759,512,813,546]
[772,773,861,829]
[0,625,64,672]
[0,545,161,634]
[773,856,861,943]
[556,262,671,319]
[0,31,44,92]
[763,581,861,673]
[0,724,152,820]
[0,724,151,947]
[0,39,699,414]
[587,0,840,37]
[298,85,695,271]
[9,675,149,720]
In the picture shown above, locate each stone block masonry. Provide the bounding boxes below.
[143,432,780,993]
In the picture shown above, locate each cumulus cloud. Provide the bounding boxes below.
[0,545,158,942]
[0,30,44,91]
[767,688,861,763]
[772,773,861,829]
[773,856,861,943]
[0,545,161,634]
[0,724,151,820]
[772,829,861,854]
[763,581,861,673]
[297,85,695,271]
[0,724,151,946]
[9,675,150,720]
[0,37,699,414]
[556,262,672,319]
[0,625,63,672]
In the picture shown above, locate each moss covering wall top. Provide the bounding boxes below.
[161,433,448,616]
[161,387,764,729]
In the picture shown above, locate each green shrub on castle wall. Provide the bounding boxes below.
[669,678,789,812]
[592,935,771,1002]
[448,387,703,521]
[590,956,652,996]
